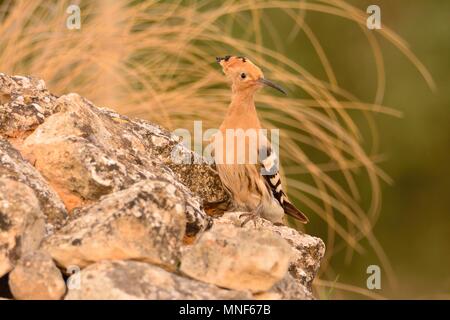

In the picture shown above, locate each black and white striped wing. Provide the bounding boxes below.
[259,146,309,223]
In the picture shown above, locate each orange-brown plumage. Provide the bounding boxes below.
[212,55,308,225]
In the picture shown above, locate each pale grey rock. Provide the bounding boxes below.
[9,251,66,300]
[180,223,293,292]
[42,180,188,270]
[215,211,325,290]
[116,115,229,205]
[65,260,251,300]
[271,273,314,300]
[21,93,212,236]
[0,138,67,226]
[0,178,46,277]
[0,74,59,138]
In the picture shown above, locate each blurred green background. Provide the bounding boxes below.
[295,0,450,298]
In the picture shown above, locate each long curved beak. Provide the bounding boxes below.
[258,78,287,95]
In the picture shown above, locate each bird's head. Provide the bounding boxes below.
[216,55,286,95]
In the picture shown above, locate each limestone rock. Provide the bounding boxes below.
[0,138,67,226]
[180,223,292,292]
[42,179,188,270]
[21,93,211,236]
[251,275,313,300]
[21,93,169,209]
[0,71,227,214]
[271,223,325,289]
[65,260,251,300]
[0,74,59,139]
[0,178,46,277]
[106,114,228,204]
[8,251,66,300]
[215,211,325,289]
[271,273,314,300]
[253,292,282,300]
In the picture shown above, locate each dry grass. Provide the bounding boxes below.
[0,0,433,299]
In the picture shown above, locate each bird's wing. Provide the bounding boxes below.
[258,145,309,223]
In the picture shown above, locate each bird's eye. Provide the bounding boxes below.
[240,73,247,79]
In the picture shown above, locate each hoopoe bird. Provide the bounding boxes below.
[212,55,308,225]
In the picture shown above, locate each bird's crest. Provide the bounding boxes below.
[216,55,264,80]
[216,55,286,95]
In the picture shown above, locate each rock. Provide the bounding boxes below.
[21,93,167,209]
[180,223,292,292]
[272,224,325,289]
[21,93,211,236]
[8,251,66,300]
[42,179,189,270]
[0,138,67,226]
[117,116,229,205]
[253,292,282,300]
[0,178,46,277]
[215,212,325,289]
[271,273,314,300]
[65,260,251,300]
[0,72,226,205]
[0,74,58,140]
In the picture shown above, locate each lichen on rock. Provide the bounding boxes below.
[0,177,46,278]
[65,260,252,300]
[19,93,212,236]
[214,212,325,290]
[0,74,59,139]
[42,179,189,270]
[180,223,293,292]
[8,250,66,300]
[0,138,67,226]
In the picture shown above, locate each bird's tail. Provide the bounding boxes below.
[283,201,309,224]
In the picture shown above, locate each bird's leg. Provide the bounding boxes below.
[239,204,263,227]
[239,212,258,227]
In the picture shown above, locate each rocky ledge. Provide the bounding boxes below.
[0,73,325,300]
